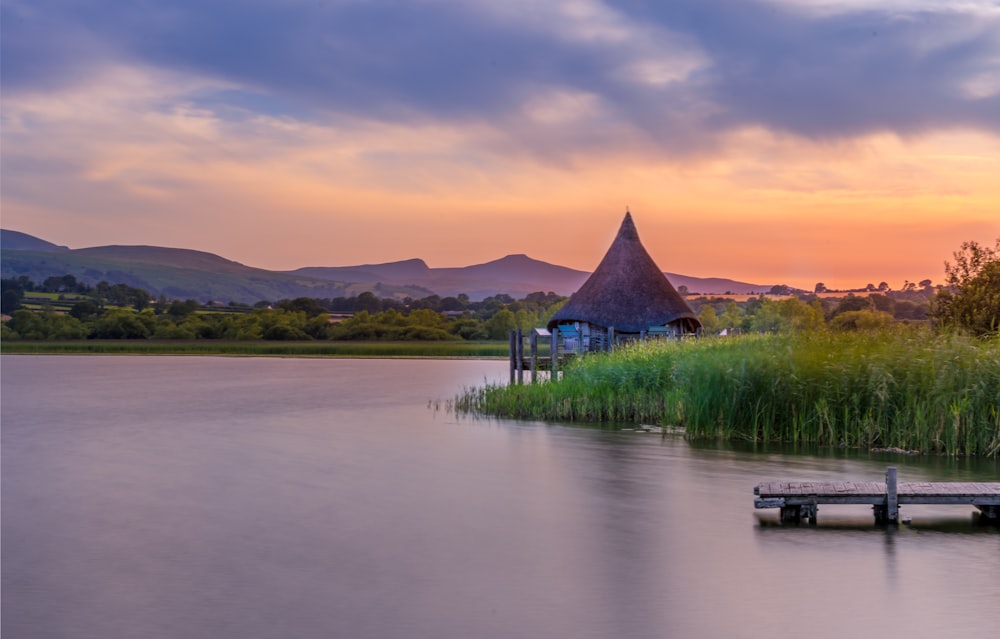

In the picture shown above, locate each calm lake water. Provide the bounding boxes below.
[2,355,997,639]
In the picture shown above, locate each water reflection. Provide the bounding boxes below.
[2,356,998,639]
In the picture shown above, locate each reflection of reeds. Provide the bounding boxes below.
[455,330,1000,456]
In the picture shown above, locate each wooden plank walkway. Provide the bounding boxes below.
[754,467,1000,525]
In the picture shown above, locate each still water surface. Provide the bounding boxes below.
[2,356,997,638]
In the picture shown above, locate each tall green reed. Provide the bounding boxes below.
[455,329,1000,456]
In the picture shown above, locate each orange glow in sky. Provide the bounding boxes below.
[3,1,999,290]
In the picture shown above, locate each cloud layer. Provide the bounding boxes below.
[6,0,999,147]
[2,0,999,288]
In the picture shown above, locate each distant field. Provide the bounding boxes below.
[0,340,510,358]
[687,291,888,302]
[688,294,795,302]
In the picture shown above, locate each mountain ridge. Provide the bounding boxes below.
[2,229,775,303]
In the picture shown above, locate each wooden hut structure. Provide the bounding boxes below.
[547,212,700,352]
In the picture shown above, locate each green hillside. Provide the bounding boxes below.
[1,248,432,303]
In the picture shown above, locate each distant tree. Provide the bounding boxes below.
[167,299,199,320]
[131,288,151,311]
[16,276,35,292]
[814,282,827,294]
[412,295,442,311]
[868,294,895,314]
[719,301,744,329]
[933,239,1000,335]
[439,296,464,312]
[1,289,23,314]
[356,291,382,314]
[829,310,894,331]
[90,309,152,339]
[484,308,517,340]
[263,324,312,340]
[878,282,890,292]
[69,300,100,321]
[42,275,69,292]
[893,300,929,321]
[677,285,689,296]
[943,239,998,288]
[4,309,87,340]
[750,298,824,333]
[279,297,327,318]
[6,309,47,339]
[46,312,89,339]
[832,296,870,316]
[450,318,488,340]
[476,296,506,319]
[698,306,721,334]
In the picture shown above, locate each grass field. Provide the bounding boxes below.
[0,340,511,358]
[455,330,1000,456]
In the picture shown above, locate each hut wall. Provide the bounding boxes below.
[552,318,695,352]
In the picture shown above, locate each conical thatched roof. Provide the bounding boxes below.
[547,213,700,333]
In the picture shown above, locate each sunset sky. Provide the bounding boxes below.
[2,0,998,290]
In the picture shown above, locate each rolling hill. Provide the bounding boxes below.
[2,229,774,303]
[292,254,772,298]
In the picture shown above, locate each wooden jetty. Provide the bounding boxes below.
[507,326,696,384]
[508,328,567,385]
[754,467,1000,525]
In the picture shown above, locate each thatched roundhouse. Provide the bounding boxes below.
[547,212,700,351]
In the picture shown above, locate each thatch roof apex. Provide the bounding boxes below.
[618,211,639,240]
[547,212,699,333]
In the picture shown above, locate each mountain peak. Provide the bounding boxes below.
[364,258,429,270]
[483,254,542,267]
[1,229,70,252]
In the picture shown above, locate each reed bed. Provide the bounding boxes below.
[455,330,1000,456]
[0,340,510,358]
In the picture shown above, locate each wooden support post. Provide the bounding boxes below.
[976,505,999,525]
[873,504,887,525]
[516,328,524,385]
[529,330,538,384]
[779,504,817,524]
[641,328,647,342]
[509,330,517,385]
[803,504,818,525]
[886,466,898,524]
[551,327,559,381]
[780,505,801,523]
[608,326,614,351]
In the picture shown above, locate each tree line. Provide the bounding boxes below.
[688,291,932,335]
[1,278,568,341]
[3,239,997,340]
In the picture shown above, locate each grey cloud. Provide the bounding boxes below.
[3,0,998,153]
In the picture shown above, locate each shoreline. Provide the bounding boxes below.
[0,339,512,359]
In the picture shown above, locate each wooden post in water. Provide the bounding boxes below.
[516,328,524,385]
[529,329,538,384]
[886,466,898,524]
[509,330,517,385]
[551,327,559,381]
